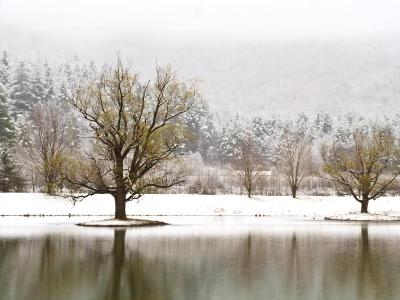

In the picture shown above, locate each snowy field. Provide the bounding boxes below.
[0,193,399,219]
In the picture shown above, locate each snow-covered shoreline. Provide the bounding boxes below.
[0,193,399,220]
[325,214,400,221]
[76,218,168,227]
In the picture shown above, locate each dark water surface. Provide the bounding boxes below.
[0,217,400,300]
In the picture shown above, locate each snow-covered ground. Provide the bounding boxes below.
[325,213,400,221]
[0,193,399,219]
[76,218,167,227]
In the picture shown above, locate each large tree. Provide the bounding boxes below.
[66,58,198,219]
[321,125,400,213]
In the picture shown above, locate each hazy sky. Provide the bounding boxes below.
[1,0,400,44]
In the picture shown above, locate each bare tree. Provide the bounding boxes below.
[19,103,78,194]
[234,136,264,198]
[274,127,312,198]
[321,125,400,213]
[65,57,198,220]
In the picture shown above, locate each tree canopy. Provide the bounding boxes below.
[66,57,198,219]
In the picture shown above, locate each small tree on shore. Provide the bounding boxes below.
[321,125,400,213]
[273,118,313,198]
[19,103,78,194]
[66,58,198,220]
[234,136,263,198]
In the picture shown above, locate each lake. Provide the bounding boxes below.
[0,217,399,300]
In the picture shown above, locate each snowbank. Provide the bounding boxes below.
[76,218,167,227]
[325,213,400,221]
[0,193,399,219]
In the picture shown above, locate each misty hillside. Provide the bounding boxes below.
[3,36,400,119]
[128,39,400,118]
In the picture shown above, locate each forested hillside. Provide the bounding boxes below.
[0,51,399,197]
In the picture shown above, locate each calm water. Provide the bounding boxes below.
[0,217,400,300]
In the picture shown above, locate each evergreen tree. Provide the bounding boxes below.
[313,113,333,137]
[31,63,45,103]
[0,51,10,87]
[333,112,366,143]
[42,61,54,103]
[0,85,14,147]
[0,84,23,192]
[9,61,36,119]
[249,116,279,160]
[0,150,25,192]
[182,99,216,159]
[217,115,245,161]
[63,63,72,81]
[30,61,54,104]
[54,63,73,109]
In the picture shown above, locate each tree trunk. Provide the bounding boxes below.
[291,185,297,198]
[46,181,55,195]
[114,191,127,220]
[31,170,35,192]
[361,199,369,213]
[114,154,127,220]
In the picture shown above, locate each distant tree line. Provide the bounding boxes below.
[0,51,399,214]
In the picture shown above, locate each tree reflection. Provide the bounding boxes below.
[107,230,126,300]
[0,225,400,300]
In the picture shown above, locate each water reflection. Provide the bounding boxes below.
[0,223,400,300]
